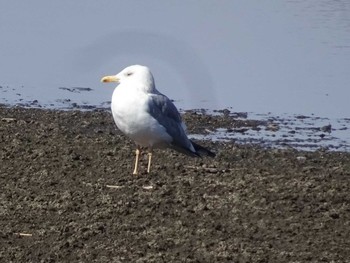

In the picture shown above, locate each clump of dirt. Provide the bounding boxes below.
[1,106,350,262]
[182,109,264,135]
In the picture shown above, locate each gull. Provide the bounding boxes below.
[101,65,215,175]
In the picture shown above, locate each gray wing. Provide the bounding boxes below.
[147,93,198,156]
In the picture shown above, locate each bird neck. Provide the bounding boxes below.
[136,79,156,93]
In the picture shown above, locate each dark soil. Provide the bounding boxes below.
[1,107,350,262]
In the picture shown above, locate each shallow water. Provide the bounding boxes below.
[190,111,350,152]
[1,1,349,151]
[1,1,349,117]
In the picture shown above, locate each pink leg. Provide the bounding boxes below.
[132,147,141,175]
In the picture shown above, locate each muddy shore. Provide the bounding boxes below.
[1,106,350,262]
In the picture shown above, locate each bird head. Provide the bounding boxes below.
[101,65,155,91]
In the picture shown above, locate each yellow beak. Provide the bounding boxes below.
[101,75,119,83]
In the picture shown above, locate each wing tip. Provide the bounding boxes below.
[191,140,216,158]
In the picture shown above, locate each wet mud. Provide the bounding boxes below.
[1,106,350,262]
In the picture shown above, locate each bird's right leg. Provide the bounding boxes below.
[147,149,153,174]
[132,146,141,175]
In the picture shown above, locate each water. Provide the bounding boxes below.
[1,0,349,151]
[190,111,350,152]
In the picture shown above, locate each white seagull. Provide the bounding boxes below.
[101,65,215,175]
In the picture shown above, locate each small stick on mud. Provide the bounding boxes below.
[1,117,16,123]
[106,185,124,189]
[15,233,33,237]
[184,165,200,170]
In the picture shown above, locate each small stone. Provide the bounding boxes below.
[207,168,218,174]
[296,156,306,163]
[266,123,279,132]
[320,124,332,133]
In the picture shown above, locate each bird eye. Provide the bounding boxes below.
[126,72,133,76]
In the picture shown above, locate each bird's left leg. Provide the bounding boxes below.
[147,148,153,173]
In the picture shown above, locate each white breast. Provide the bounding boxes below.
[111,84,172,147]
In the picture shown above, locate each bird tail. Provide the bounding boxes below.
[191,140,216,158]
